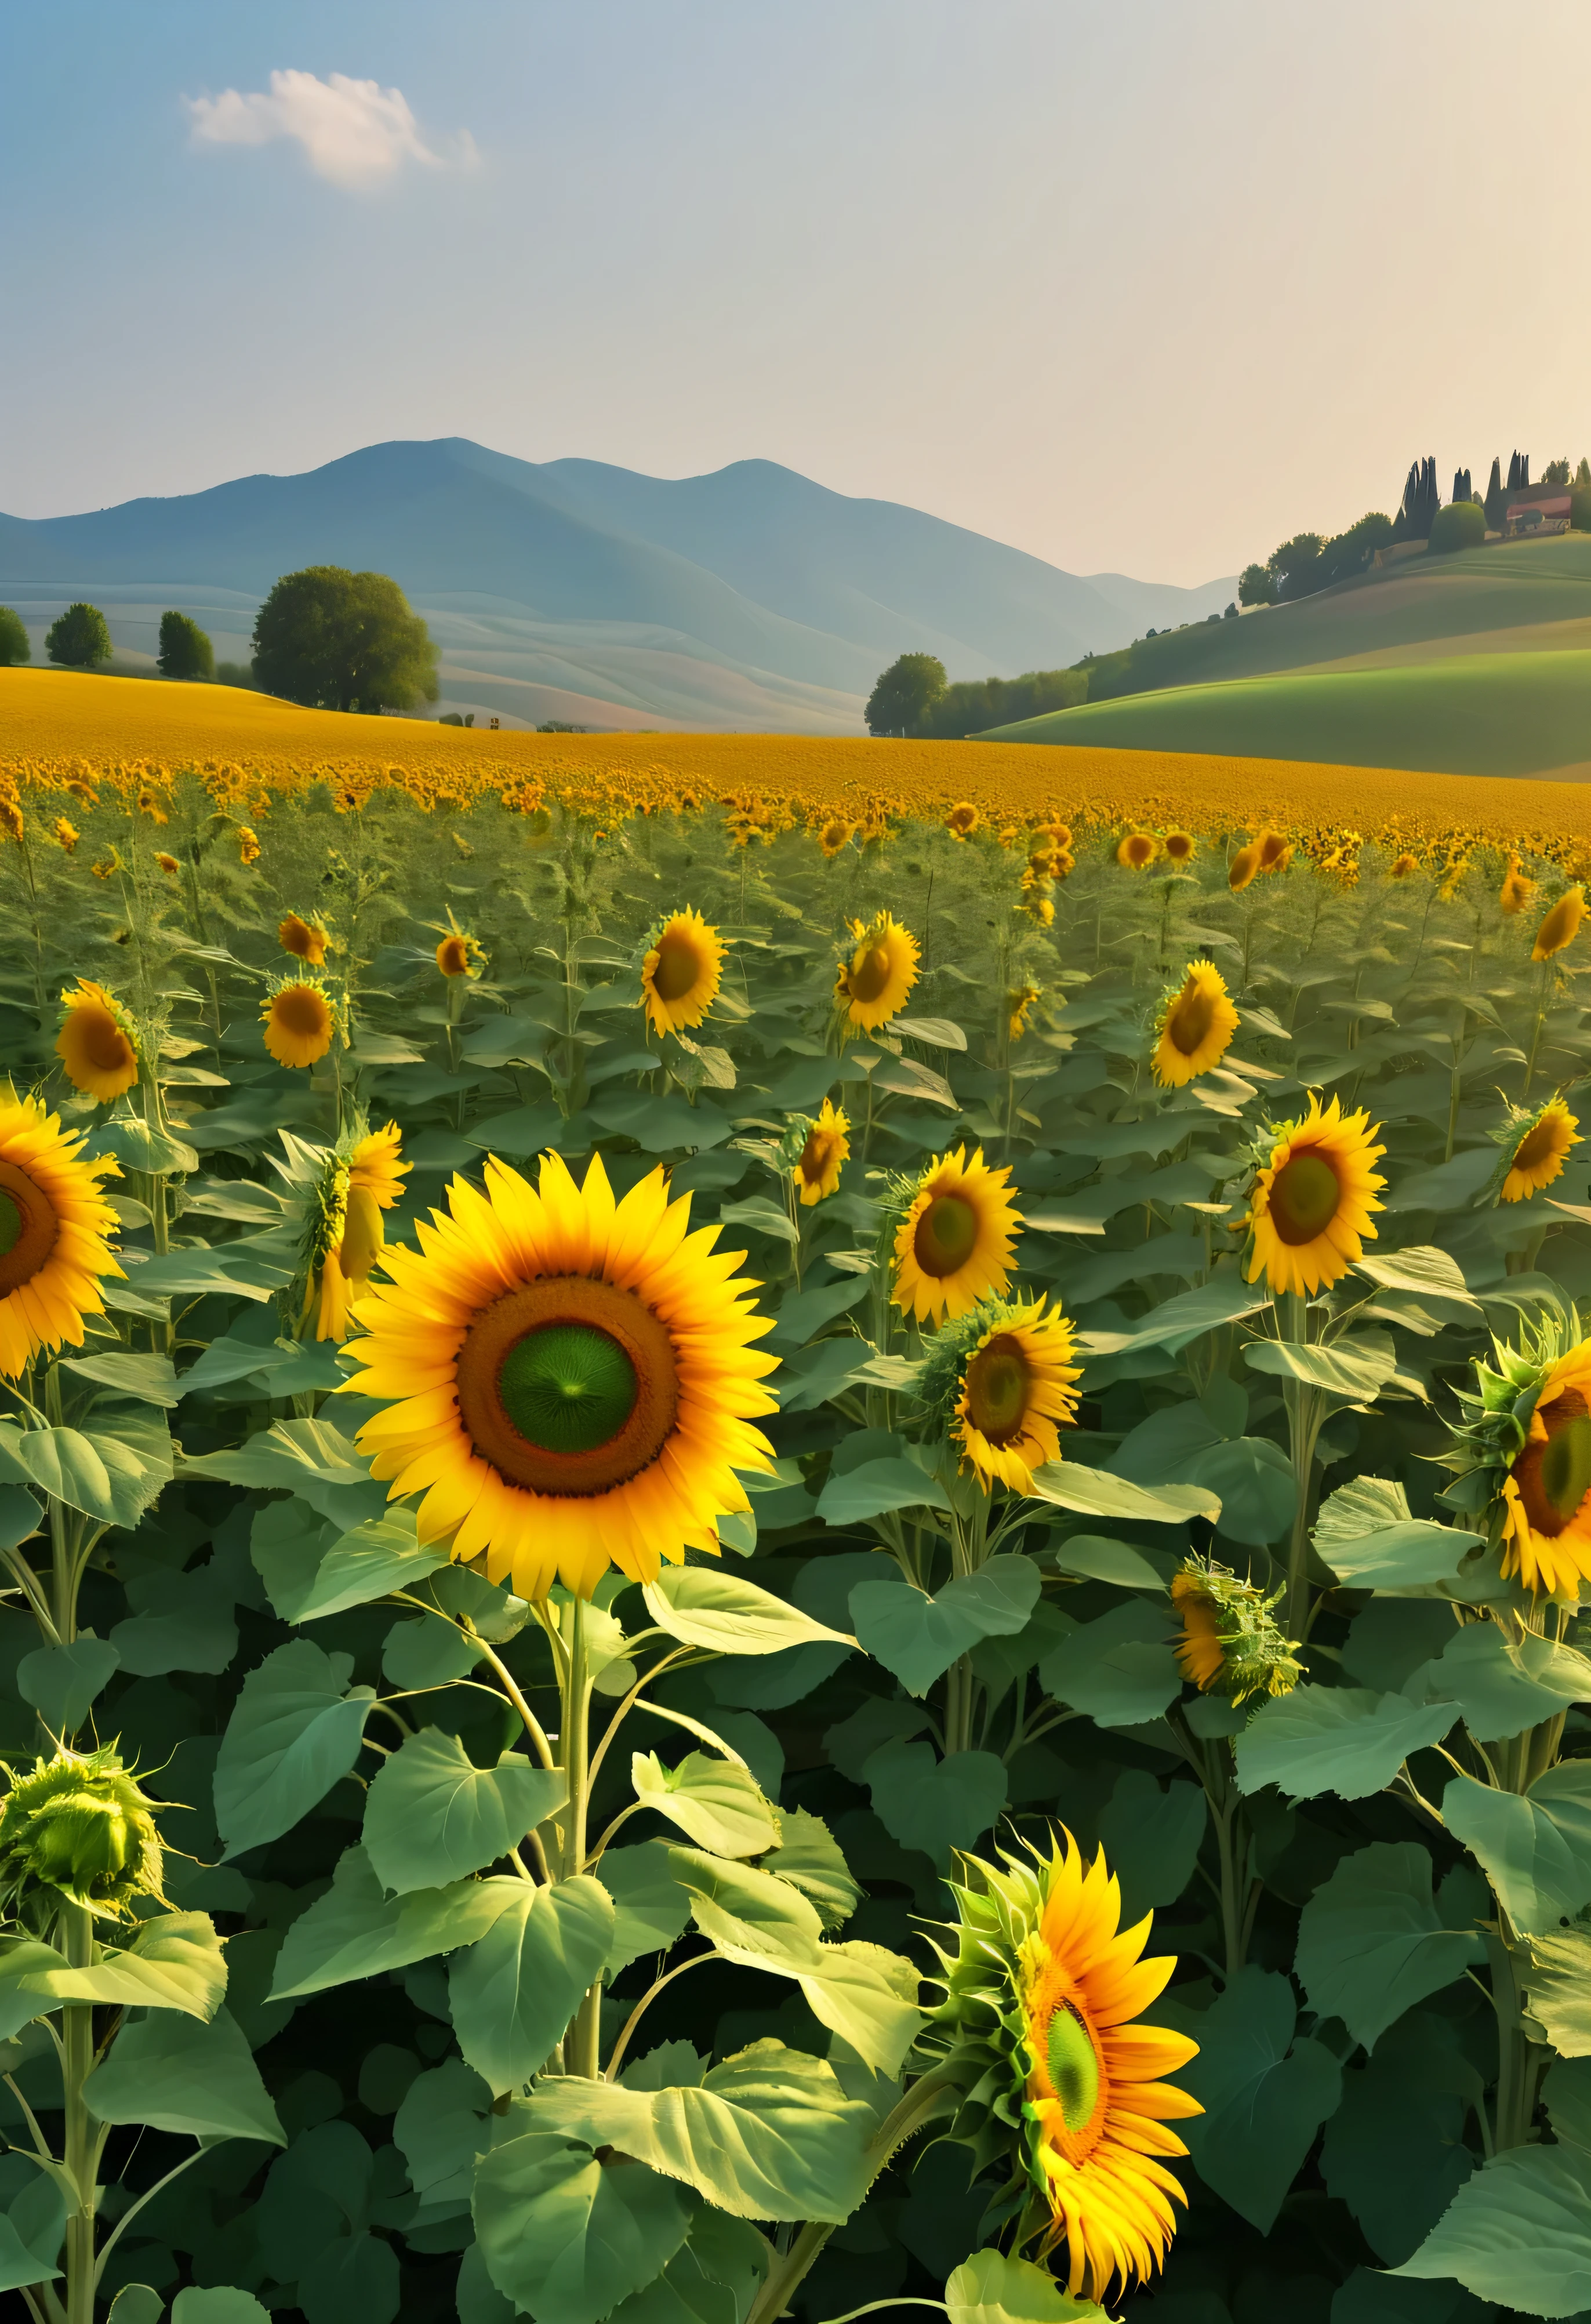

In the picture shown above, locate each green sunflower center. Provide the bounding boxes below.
[850,942,893,1003]
[497,1323,639,1455]
[916,1192,979,1277]
[1539,1405,1591,1524]
[0,1193,20,1258]
[1269,1150,1342,1244]
[1047,2003,1101,2134]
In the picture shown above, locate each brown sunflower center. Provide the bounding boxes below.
[456,1274,678,1496]
[1513,1120,1559,1175]
[1046,2000,1103,2136]
[438,937,471,977]
[275,987,329,1037]
[0,1160,60,1295]
[965,1334,1030,1443]
[798,1130,835,1185]
[849,941,894,1004]
[1167,980,1216,1057]
[77,1007,133,1074]
[1513,1390,1591,1537]
[914,1191,978,1278]
[1268,1149,1342,1244]
[652,931,703,1003]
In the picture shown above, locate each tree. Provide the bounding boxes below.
[864,653,947,737]
[0,608,29,666]
[45,602,111,669]
[1542,457,1572,488]
[250,567,439,714]
[1485,458,1506,532]
[1429,500,1486,554]
[157,611,215,682]
[1576,457,1591,493]
[1238,562,1277,608]
[215,660,257,690]
[1267,534,1325,601]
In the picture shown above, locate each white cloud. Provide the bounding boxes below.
[185,69,473,190]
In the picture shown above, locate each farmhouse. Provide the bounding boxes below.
[1506,483,1572,537]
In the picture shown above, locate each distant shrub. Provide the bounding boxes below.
[157,610,215,682]
[0,608,28,666]
[46,602,112,669]
[1429,500,1487,555]
[215,660,257,690]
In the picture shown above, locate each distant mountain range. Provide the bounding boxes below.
[0,440,1237,732]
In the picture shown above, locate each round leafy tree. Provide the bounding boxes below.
[45,602,111,669]
[0,607,29,665]
[156,609,215,681]
[251,566,439,714]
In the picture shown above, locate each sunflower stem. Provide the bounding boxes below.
[59,1898,97,2324]
[1278,1291,1324,1642]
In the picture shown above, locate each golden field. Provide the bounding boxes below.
[3,664,1590,847]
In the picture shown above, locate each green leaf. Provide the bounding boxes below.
[1038,1599,1182,1727]
[394,2058,492,2218]
[169,2290,271,2324]
[764,1809,859,1930]
[1294,1842,1485,2050]
[83,2005,285,2144]
[1245,1338,1397,1399]
[1172,1966,1342,2231]
[945,2247,1111,2324]
[37,1911,227,2021]
[1235,1685,1457,1801]
[110,1550,241,1677]
[448,1875,615,2094]
[850,1557,1040,1697]
[17,1636,120,1732]
[1076,1272,1271,1357]
[1393,2138,1591,2316]
[641,1567,853,1657]
[1046,1533,1175,1591]
[0,1416,172,1530]
[860,1740,1008,1868]
[815,1455,950,1523]
[522,2040,874,2221]
[0,2167,63,2291]
[300,2232,400,2324]
[215,1640,376,1856]
[1417,1626,1591,1742]
[1443,1767,1591,1933]
[362,1729,566,1895]
[270,1845,523,1998]
[61,1350,181,1406]
[1521,1926,1591,2054]
[597,1842,694,1978]
[471,2119,692,2324]
[1354,1244,1483,1306]
[0,1938,75,2040]
[1098,1770,1208,1920]
[1026,1461,1221,1524]
[184,1418,385,1524]
[1183,1435,1297,1547]
[1314,1476,1485,1589]
[107,2291,164,2324]
[295,1509,449,1622]
[0,1483,41,1550]
[1321,2012,1482,2264]
[631,1751,779,1857]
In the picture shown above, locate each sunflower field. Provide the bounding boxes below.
[2,735,1591,2324]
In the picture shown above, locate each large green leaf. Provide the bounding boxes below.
[1183,1435,1296,1547]
[522,2040,874,2221]
[394,2058,493,2221]
[1443,1767,1591,1933]
[1393,2138,1591,2316]
[641,1567,853,1657]
[1170,1966,1342,2231]
[36,1911,227,2021]
[184,1418,386,1526]
[764,1808,859,1930]
[1313,1476,1484,1590]
[1521,1925,1591,2054]
[471,2119,692,2324]
[1038,1599,1182,1727]
[1026,1462,1221,1525]
[1294,1843,1485,2050]
[1418,1625,1591,1742]
[83,2005,285,2144]
[17,1636,120,1732]
[362,1729,566,1894]
[945,2248,1110,2324]
[630,1751,778,1857]
[597,1842,694,1978]
[0,1415,172,1530]
[1074,1272,1270,1358]
[0,1938,75,2039]
[0,2167,63,2292]
[448,1875,615,2094]
[295,1509,449,1622]
[860,1740,1008,1867]
[214,1640,376,1856]
[271,1844,522,1997]
[61,1349,181,1406]
[1098,1770,1208,1920]
[1235,1685,1457,1802]
[850,1557,1040,1697]
[1320,2011,1481,2263]
[815,1455,950,1523]
[1245,1337,1398,1399]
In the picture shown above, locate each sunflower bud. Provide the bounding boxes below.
[1170,1556,1302,1705]
[0,1745,167,1920]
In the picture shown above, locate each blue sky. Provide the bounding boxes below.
[5,0,1591,583]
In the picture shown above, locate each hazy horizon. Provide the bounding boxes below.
[6,0,1589,586]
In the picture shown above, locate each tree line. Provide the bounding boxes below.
[0,567,440,714]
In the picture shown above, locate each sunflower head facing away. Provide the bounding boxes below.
[1494,1095,1581,1204]
[1389,851,1421,880]
[1501,861,1536,916]
[1170,1556,1301,1704]
[1534,885,1586,962]
[917,1295,1081,1494]
[1443,1316,1591,1598]
[308,1121,411,1342]
[0,1096,122,1378]
[790,1098,849,1207]
[923,1832,1199,2301]
[891,1146,1022,1325]
[836,911,920,1031]
[341,1150,778,1599]
[263,977,338,1070]
[278,913,328,967]
[1008,984,1040,1041]
[56,981,140,1103]
[1152,960,1239,1088]
[1257,830,1292,873]
[640,908,725,1036]
[1243,1094,1386,1297]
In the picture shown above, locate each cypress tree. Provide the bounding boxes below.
[1485,458,1506,531]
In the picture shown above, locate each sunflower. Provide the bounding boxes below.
[278,914,328,967]
[1534,887,1586,962]
[946,802,980,841]
[641,909,724,1036]
[1008,984,1040,1040]
[1243,1094,1386,1297]
[817,818,855,858]
[53,819,79,855]
[793,1099,849,1206]
[925,1833,1200,2302]
[238,826,261,866]
[312,1123,411,1342]
[1152,961,1239,1088]
[836,911,919,1031]
[1499,1096,1580,1203]
[56,981,140,1103]
[1117,833,1158,869]
[1257,830,1292,873]
[263,978,337,1069]
[155,852,180,877]
[1389,852,1421,880]
[1170,1557,1301,1703]
[892,1148,1021,1325]
[0,1096,123,1378]
[951,1299,1082,1493]
[1501,861,1536,916]
[340,1150,778,1597]
[1038,822,1073,849]
[1444,1321,1591,1598]
[1227,843,1261,892]
[1163,830,1196,865]
[436,920,485,979]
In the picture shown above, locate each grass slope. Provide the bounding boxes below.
[983,648,1591,779]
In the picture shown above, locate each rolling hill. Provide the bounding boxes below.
[0,440,1235,734]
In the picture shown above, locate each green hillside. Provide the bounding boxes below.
[982,648,1591,778]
